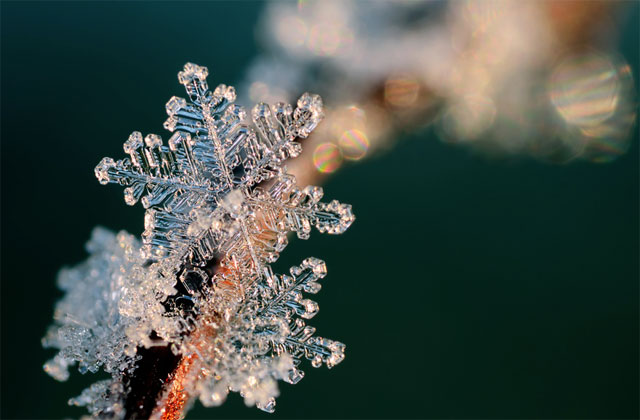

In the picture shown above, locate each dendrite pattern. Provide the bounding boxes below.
[43,63,354,418]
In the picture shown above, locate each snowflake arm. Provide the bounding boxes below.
[45,63,354,419]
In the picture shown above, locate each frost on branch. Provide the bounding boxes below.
[44,63,354,418]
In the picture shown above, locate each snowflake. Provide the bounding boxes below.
[43,63,354,418]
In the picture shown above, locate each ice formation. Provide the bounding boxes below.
[43,63,354,418]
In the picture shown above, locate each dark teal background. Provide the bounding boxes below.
[1,2,638,419]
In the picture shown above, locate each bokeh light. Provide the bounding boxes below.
[329,104,366,137]
[339,129,369,161]
[307,22,353,57]
[549,52,637,163]
[308,24,340,56]
[277,15,307,49]
[550,53,620,128]
[313,143,343,173]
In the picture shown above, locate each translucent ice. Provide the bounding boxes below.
[44,63,354,418]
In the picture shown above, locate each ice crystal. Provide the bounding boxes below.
[44,63,354,418]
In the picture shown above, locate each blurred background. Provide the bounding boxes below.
[1,1,638,418]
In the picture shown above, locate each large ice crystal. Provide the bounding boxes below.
[44,63,354,418]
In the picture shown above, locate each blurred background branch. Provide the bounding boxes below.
[246,0,637,181]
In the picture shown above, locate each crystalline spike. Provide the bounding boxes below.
[166,96,187,116]
[257,397,276,413]
[94,157,115,185]
[143,134,163,170]
[299,299,319,319]
[168,130,191,151]
[180,268,208,295]
[214,83,237,102]
[294,93,324,138]
[272,102,293,126]
[285,368,304,384]
[163,115,177,131]
[123,131,143,154]
[178,62,209,84]
[123,183,144,206]
[226,103,247,122]
[252,103,278,148]
[179,63,210,104]
[45,63,354,418]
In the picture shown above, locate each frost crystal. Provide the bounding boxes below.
[44,63,354,418]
